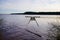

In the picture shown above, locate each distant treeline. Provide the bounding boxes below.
[11,12,60,15]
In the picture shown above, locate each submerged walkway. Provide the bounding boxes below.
[1,24,43,40]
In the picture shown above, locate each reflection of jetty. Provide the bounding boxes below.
[11,12,60,15]
[25,16,40,27]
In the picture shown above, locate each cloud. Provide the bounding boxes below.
[0,0,60,14]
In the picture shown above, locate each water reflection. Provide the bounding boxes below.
[0,15,60,40]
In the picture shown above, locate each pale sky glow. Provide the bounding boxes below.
[0,0,60,14]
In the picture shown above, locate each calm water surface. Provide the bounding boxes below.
[0,14,60,40]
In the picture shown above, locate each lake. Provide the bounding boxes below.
[0,14,60,40]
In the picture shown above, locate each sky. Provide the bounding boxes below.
[0,0,60,14]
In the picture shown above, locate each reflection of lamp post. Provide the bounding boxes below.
[25,16,40,27]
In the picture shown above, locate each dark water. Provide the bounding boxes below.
[0,14,60,40]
